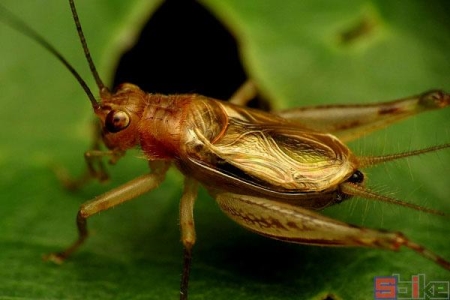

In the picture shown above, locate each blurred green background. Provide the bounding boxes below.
[0,0,449,299]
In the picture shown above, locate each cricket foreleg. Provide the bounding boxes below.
[44,161,170,264]
[213,191,450,270]
[53,150,117,191]
[54,121,125,190]
[179,177,199,300]
[53,148,124,190]
[276,90,450,142]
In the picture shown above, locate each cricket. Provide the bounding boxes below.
[2,1,450,299]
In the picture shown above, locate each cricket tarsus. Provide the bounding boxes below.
[43,211,88,264]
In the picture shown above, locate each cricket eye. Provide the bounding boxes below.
[347,170,364,184]
[105,110,130,133]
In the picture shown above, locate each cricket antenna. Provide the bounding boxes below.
[340,182,448,217]
[345,143,450,217]
[358,143,450,168]
[69,0,108,100]
[0,2,100,109]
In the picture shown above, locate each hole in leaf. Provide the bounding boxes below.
[113,0,247,101]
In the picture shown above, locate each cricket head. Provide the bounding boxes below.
[91,83,148,151]
[337,144,450,217]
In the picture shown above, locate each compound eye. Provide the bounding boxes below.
[347,170,364,184]
[105,110,130,133]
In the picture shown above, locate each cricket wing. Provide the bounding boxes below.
[185,103,357,194]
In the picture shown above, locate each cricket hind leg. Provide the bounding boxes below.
[212,191,450,270]
[44,161,170,263]
[276,90,450,142]
[229,83,450,142]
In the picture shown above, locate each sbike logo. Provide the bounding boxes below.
[374,274,449,300]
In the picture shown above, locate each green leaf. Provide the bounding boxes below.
[1,1,449,300]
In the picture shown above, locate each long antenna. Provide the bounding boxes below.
[0,3,100,109]
[358,143,450,168]
[340,182,448,217]
[69,0,108,97]
[353,143,450,217]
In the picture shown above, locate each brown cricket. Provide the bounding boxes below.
[2,1,449,299]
